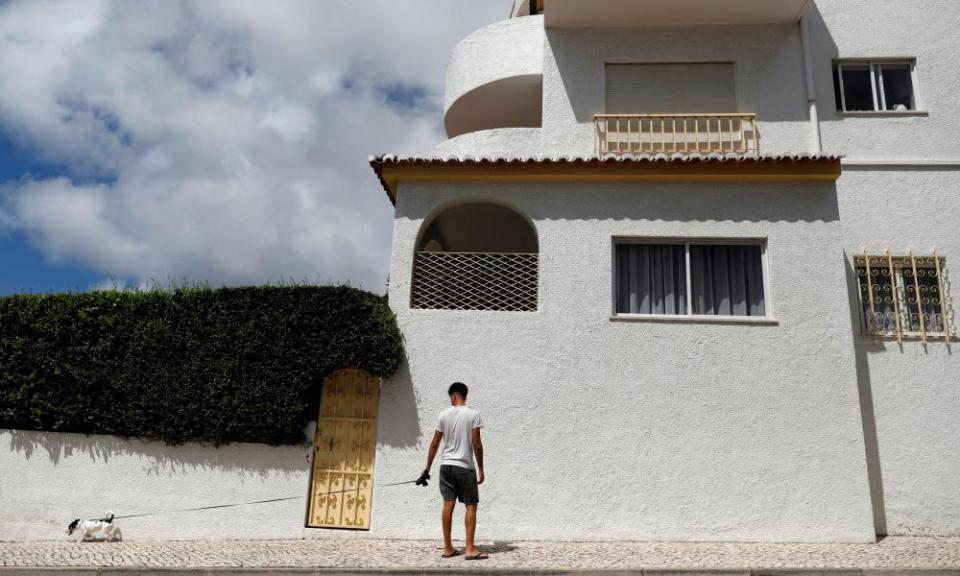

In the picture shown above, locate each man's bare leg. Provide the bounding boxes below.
[464,504,479,556]
[442,500,457,556]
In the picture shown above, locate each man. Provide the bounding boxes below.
[422,382,487,560]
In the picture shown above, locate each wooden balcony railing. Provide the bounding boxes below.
[595,113,758,156]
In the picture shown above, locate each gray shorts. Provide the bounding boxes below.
[439,465,479,505]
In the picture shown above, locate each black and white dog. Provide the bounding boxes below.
[66,512,123,542]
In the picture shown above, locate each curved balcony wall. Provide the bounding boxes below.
[433,127,543,160]
[444,15,544,139]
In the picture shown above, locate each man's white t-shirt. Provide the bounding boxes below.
[435,405,483,470]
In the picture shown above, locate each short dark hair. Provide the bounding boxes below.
[448,382,468,399]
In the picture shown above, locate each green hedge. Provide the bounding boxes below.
[0,285,404,446]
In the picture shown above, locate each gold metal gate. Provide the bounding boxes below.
[307,368,380,529]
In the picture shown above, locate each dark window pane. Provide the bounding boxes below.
[691,245,765,317]
[902,266,943,333]
[879,64,915,111]
[840,65,875,111]
[616,244,686,315]
[856,263,897,334]
[832,67,843,111]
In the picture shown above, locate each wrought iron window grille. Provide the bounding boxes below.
[855,249,954,343]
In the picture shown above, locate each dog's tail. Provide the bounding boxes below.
[99,512,114,524]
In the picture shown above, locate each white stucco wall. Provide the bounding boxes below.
[375,180,876,542]
[835,168,960,536]
[444,1,960,164]
[0,429,314,541]
[415,0,960,541]
[811,0,960,536]
[444,15,544,114]
[444,15,544,138]
[432,127,544,159]
[438,24,820,157]
[810,0,960,162]
[540,26,814,158]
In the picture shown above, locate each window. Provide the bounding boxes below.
[614,241,768,319]
[411,203,538,312]
[833,60,920,112]
[855,251,954,342]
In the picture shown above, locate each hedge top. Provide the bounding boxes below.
[0,285,404,446]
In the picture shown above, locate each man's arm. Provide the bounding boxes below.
[472,427,484,484]
[423,429,443,475]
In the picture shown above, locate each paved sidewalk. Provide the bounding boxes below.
[2,537,960,574]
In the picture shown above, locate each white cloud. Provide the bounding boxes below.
[0,0,510,291]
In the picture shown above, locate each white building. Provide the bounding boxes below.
[2,0,957,544]
[367,0,960,542]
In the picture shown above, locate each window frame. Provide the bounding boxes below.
[833,59,924,114]
[610,237,776,325]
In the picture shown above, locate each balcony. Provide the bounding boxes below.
[594,113,758,157]
[445,15,544,138]
[537,0,810,27]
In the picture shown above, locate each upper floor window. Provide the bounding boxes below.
[614,240,769,320]
[412,202,538,312]
[854,251,954,342]
[833,60,921,113]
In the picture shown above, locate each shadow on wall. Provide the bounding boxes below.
[5,428,312,479]
[842,253,888,537]
[547,24,815,125]
[805,2,843,123]
[439,181,843,225]
[5,360,424,477]
[377,358,424,450]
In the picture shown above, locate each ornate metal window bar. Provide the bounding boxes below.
[411,252,538,312]
[594,113,758,156]
[854,250,954,343]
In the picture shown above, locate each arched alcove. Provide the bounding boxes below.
[411,202,539,312]
[418,203,538,254]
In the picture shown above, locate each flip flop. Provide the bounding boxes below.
[441,550,461,559]
[465,552,489,560]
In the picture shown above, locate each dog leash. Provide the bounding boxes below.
[110,476,428,520]
[301,477,423,497]
[112,496,307,520]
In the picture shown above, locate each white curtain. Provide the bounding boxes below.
[616,244,687,315]
[691,245,765,317]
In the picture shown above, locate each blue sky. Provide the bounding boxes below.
[0,0,506,296]
[0,131,105,295]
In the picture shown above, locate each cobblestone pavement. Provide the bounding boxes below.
[1,537,960,573]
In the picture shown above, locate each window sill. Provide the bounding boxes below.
[836,110,929,118]
[862,332,957,342]
[610,314,779,326]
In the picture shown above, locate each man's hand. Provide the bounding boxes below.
[477,470,485,485]
[416,469,431,487]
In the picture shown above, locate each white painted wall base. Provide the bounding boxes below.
[0,429,315,541]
